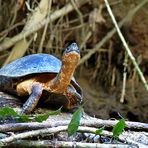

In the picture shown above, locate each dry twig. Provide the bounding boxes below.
[104,0,148,90]
[79,0,148,67]
[120,51,128,103]
[0,113,148,132]
[1,124,147,147]
[38,0,52,53]
[2,140,136,148]
[0,0,89,52]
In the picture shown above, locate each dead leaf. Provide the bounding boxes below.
[3,0,50,65]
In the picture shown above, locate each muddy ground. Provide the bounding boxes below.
[77,70,148,123]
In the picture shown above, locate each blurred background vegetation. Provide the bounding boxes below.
[0,0,148,122]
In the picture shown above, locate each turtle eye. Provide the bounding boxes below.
[66,46,71,53]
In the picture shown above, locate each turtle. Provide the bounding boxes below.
[0,43,82,114]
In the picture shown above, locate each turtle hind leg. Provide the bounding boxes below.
[20,84,43,114]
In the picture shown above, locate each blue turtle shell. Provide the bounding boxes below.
[0,53,76,82]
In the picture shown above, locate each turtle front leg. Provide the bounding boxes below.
[64,85,82,111]
[20,84,43,114]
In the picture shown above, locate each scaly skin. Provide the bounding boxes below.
[49,52,80,93]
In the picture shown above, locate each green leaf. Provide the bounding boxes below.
[68,107,83,137]
[17,115,32,122]
[0,107,32,122]
[35,107,61,122]
[0,107,18,116]
[112,119,126,138]
[95,126,105,135]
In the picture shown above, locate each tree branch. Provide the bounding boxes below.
[0,0,88,52]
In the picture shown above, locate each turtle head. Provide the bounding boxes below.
[63,42,80,55]
[62,42,80,65]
